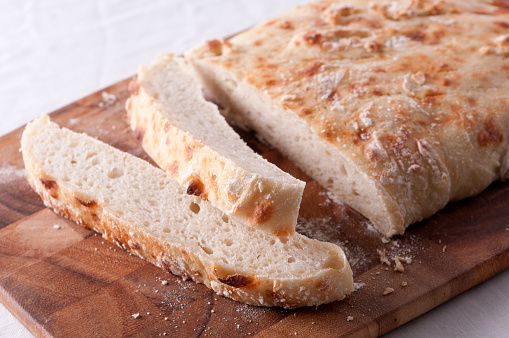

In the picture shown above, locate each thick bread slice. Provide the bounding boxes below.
[125,54,305,236]
[21,115,353,308]
[186,0,509,236]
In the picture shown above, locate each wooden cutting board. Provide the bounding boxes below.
[1,79,508,337]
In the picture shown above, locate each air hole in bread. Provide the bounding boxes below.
[326,178,334,188]
[86,152,97,159]
[288,257,296,263]
[352,182,359,196]
[91,158,99,165]
[339,165,347,175]
[224,238,233,246]
[163,227,170,233]
[279,236,289,244]
[211,173,217,181]
[107,167,124,179]
[142,221,150,227]
[270,239,276,245]
[189,202,201,214]
[221,214,229,223]
[71,160,77,165]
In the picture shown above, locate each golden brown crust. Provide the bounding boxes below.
[21,116,353,308]
[125,55,305,236]
[188,0,509,235]
[24,160,351,308]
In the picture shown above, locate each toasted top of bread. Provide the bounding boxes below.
[21,115,353,308]
[187,0,509,236]
[126,54,305,236]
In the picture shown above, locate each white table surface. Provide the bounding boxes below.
[0,1,507,337]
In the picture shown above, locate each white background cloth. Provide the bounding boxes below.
[0,1,508,337]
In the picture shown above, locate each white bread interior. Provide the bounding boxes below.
[126,54,305,236]
[21,115,353,308]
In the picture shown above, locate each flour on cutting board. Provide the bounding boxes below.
[0,163,27,185]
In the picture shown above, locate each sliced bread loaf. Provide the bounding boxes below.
[125,54,305,236]
[21,115,353,308]
[186,0,509,237]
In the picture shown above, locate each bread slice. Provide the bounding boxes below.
[125,54,305,236]
[21,115,353,308]
[186,0,509,236]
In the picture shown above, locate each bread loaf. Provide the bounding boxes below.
[21,115,353,308]
[126,54,305,236]
[186,0,509,236]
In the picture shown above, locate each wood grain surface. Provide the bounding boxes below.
[0,79,508,337]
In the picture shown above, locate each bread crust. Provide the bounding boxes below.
[21,116,353,308]
[187,0,509,236]
[126,54,305,236]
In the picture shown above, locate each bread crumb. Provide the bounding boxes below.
[53,224,61,229]
[347,316,354,322]
[393,257,405,272]
[132,313,140,319]
[164,317,168,320]
[378,249,391,266]
[401,281,408,287]
[383,287,395,295]
[161,280,168,285]
[211,310,215,313]
[101,91,117,104]
[381,237,390,244]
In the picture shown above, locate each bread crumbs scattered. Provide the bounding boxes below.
[147,312,150,315]
[383,287,395,295]
[211,310,215,313]
[132,313,140,319]
[401,281,408,287]
[53,224,61,229]
[381,237,390,244]
[161,280,168,285]
[347,316,354,322]
[164,317,168,320]
[443,245,447,252]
